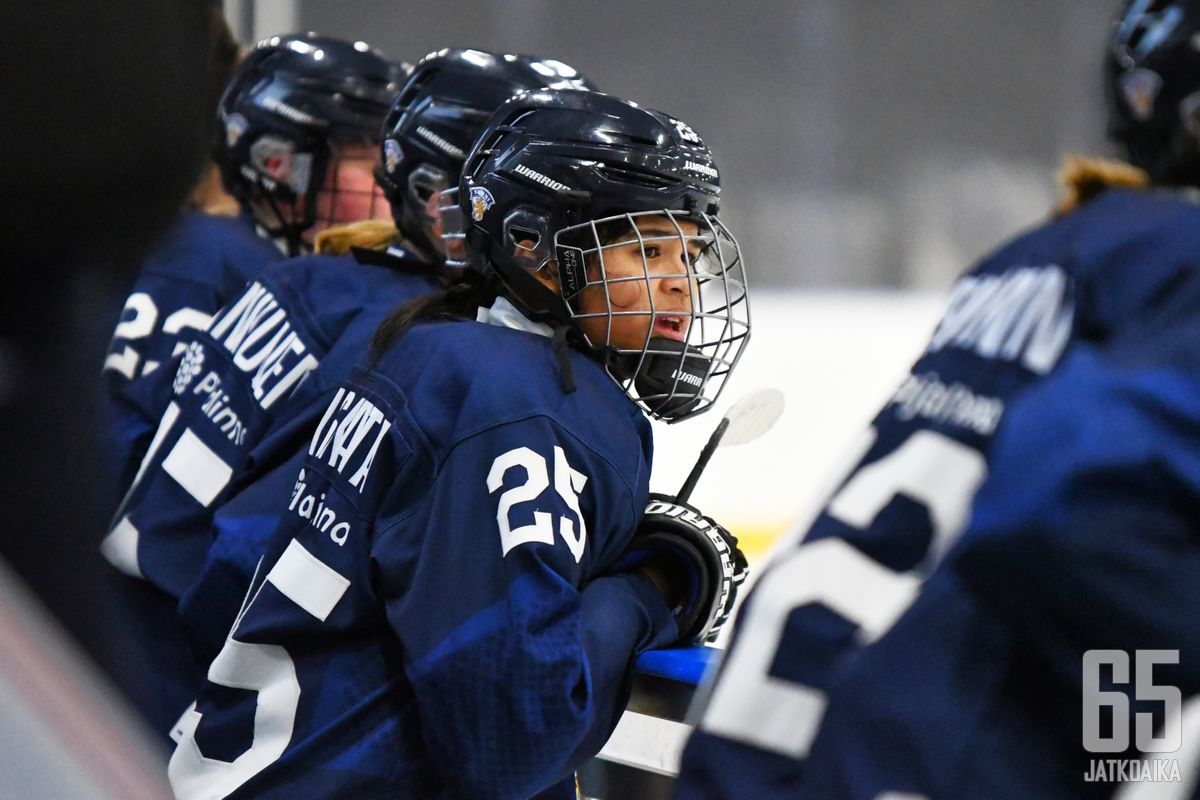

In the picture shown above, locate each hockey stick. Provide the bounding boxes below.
[676,388,785,503]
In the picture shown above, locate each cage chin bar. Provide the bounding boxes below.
[554,209,751,423]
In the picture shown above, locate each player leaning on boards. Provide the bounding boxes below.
[677,1,1200,798]
[100,30,402,733]
[167,87,750,799]
[102,48,597,738]
[105,32,403,496]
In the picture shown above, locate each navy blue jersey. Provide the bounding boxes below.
[678,188,1200,798]
[104,211,282,490]
[168,317,677,799]
[103,248,437,601]
[794,328,1200,799]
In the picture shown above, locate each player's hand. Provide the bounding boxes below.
[630,493,749,644]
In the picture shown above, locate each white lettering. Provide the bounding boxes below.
[210,283,318,410]
[671,369,704,388]
[514,164,571,193]
[191,371,247,446]
[416,126,465,160]
[928,265,1074,374]
[309,390,392,489]
[349,420,392,493]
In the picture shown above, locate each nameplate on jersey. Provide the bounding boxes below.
[308,387,393,494]
[927,264,1074,374]
[206,281,319,409]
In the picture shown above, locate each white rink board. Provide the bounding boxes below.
[648,289,947,561]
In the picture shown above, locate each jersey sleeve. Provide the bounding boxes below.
[104,272,227,488]
[372,414,676,799]
[948,344,1200,691]
[102,275,323,599]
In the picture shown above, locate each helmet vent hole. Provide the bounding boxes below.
[509,226,542,251]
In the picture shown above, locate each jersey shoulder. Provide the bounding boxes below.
[966,189,1200,338]
[259,252,439,345]
[371,319,652,492]
[957,336,1200,581]
[141,212,281,290]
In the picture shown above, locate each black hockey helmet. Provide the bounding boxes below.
[215,33,406,253]
[375,48,595,263]
[461,88,751,422]
[1106,0,1200,185]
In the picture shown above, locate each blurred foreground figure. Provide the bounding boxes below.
[678,1,1200,797]
[0,0,219,790]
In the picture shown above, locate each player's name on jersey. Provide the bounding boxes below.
[309,388,392,491]
[888,371,1005,436]
[927,264,1074,374]
[289,389,392,546]
[207,281,319,410]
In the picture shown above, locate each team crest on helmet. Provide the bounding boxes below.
[1121,68,1163,121]
[225,113,249,148]
[470,187,495,221]
[384,139,403,173]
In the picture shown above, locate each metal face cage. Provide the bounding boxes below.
[246,137,386,255]
[552,209,751,422]
[437,186,469,267]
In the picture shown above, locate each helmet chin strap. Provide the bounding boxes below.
[615,337,710,421]
[551,326,577,395]
[253,179,310,257]
[398,202,442,263]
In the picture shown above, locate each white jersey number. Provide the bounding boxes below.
[700,428,986,758]
[488,446,589,563]
[105,292,212,379]
[169,539,350,800]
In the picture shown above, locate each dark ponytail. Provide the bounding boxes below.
[370,269,492,362]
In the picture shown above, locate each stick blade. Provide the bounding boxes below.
[722,388,785,446]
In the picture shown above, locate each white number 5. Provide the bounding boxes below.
[169,539,350,799]
[487,446,588,563]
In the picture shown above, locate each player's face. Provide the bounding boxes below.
[304,141,391,243]
[576,216,699,351]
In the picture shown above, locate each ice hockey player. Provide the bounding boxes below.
[102,49,597,739]
[168,87,751,799]
[105,32,403,492]
[678,1,1200,797]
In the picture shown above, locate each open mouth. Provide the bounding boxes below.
[653,314,689,342]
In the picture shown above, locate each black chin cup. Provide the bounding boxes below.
[621,337,710,420]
